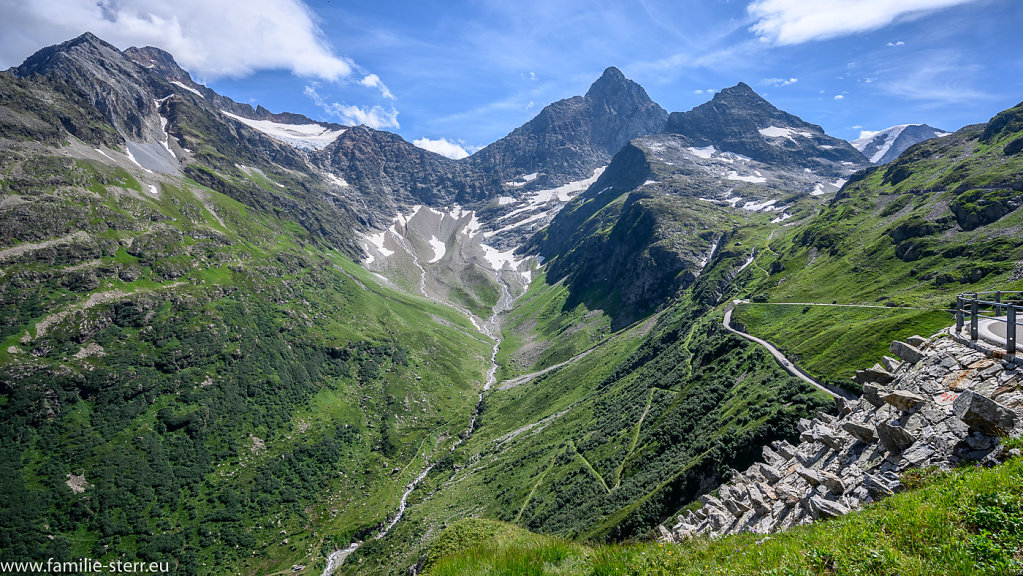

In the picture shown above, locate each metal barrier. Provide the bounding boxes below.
[955,291,1021,355]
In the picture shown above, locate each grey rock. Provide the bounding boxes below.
[808,496,849,520]
[953,391,1018,435]
[890,340,925,364]
[876,421,916,453]
[841,421,877,443]
[758,463,783,483]
[853,365,896,385]
[861,383,887,407]
[881,355,904,373]
[906,335,928,347]
[900,443,935,468]
[864,472,901,499]
[883,390,926,412]
[821,471,846,495]
[797,467,824,486]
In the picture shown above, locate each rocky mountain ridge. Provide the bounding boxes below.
[850,123,950,164]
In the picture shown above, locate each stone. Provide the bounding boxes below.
[808,496,849,520]
[899,443,935,468]
[773,440,797,460]
[758,463,782,483]
[861,383,887,407]
[883,390,926,412]
[890,340,925,364]
[953,391,1018,435]
[658,524,672,539]
[797,467,824,486]
[876,421,916,453]
[853,365,895,385]
[881,355,904,373]
[841,421,877,443]
[864,472,901,499]
[814,425,846,451]
[906,335,928,347]
[821,471,846,495]
[762,446,785,466]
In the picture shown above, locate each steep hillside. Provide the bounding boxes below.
[744,101,1023,310]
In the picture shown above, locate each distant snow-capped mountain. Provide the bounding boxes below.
[850,124,950,164]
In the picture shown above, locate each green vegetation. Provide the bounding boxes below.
[732,304,952,391]
[425,456,1023,575]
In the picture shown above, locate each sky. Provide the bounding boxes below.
[1,0,1021,159]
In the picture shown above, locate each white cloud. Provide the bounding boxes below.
[0,0,356,80]
[858,129,880,139]
[304,85,400,130]
[887,40,905,47]
[834,94,845,100]
[413,137,470,160]
[762,77,798,87]
[747,0,981,45]
[693,89,705,94]
[360,74,394,99]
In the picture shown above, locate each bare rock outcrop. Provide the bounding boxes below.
[662,334,1022,541]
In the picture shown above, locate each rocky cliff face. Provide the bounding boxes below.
[663,333,1021,541]
[468,67,667,189]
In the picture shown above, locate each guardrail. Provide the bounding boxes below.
[955,291,1021,355]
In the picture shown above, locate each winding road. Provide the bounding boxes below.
[723,301,856,400]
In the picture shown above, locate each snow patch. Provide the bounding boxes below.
[427,236,446,263]
[742,199,777,211]
[497,196,516,205]
[771,213,793,223]
[726,171,767,183]
[123,145,153,173]
[364,231,394,258]
[326,173,349,187]
[170,81,204,98]
[148,184,159,195]
[687,145,716,159]
[759,126,812,139]
[220,110,345,151]
[832,178,847,189]
[94,148,114,161]
[811,183,826,196]
[642,180,658,186]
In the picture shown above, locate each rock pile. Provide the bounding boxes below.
[661,334,1022,541]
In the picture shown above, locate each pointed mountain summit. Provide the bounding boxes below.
[850,124,950,164]
[666,82,867,171]
[468,66,667,186]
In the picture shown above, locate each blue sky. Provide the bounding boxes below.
[2,0,1021,158]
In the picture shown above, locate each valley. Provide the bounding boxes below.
[0,31,1022,576]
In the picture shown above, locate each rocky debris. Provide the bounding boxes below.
[66,473,91,494]
[953,391,1018,435]
[881,356,904,373]
[853,364,895,385]
[662,335,1023,542]
[890,340,925,364]
[883,390,926,412]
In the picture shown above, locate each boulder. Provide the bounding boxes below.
[797,467,824,486]
[953,390,1018,435]
[883,390,926,412]
[808,496,849,520]
[821,471,846,496]
[881,355,904,373]
[841,421,877,443]
[876,421,916,453]
[861,383,886,407]
[853,365,895,385]
[890,340,924,364]
[906,335,927,347]
[863,472,901,499]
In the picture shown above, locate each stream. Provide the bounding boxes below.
[321,267,519,575]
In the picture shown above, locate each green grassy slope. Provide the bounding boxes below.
[0,151,490,574]
[423,456,1023,575]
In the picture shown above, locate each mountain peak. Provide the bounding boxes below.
[585,66,633,100]
[15,31,123,77]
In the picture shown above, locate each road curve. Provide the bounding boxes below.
[723,302,856,400]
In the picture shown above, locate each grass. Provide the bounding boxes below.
[425,456,1023,575]
[732,303,954,391]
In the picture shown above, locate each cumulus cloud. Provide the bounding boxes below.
[305,85,400,130]
[858,129,880,139]
[413,137,470,160]
[834,94,845,100]
[360,74,394,99]
[0,0,354,80]
[747,0,981,45]
[762,77,798,87]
